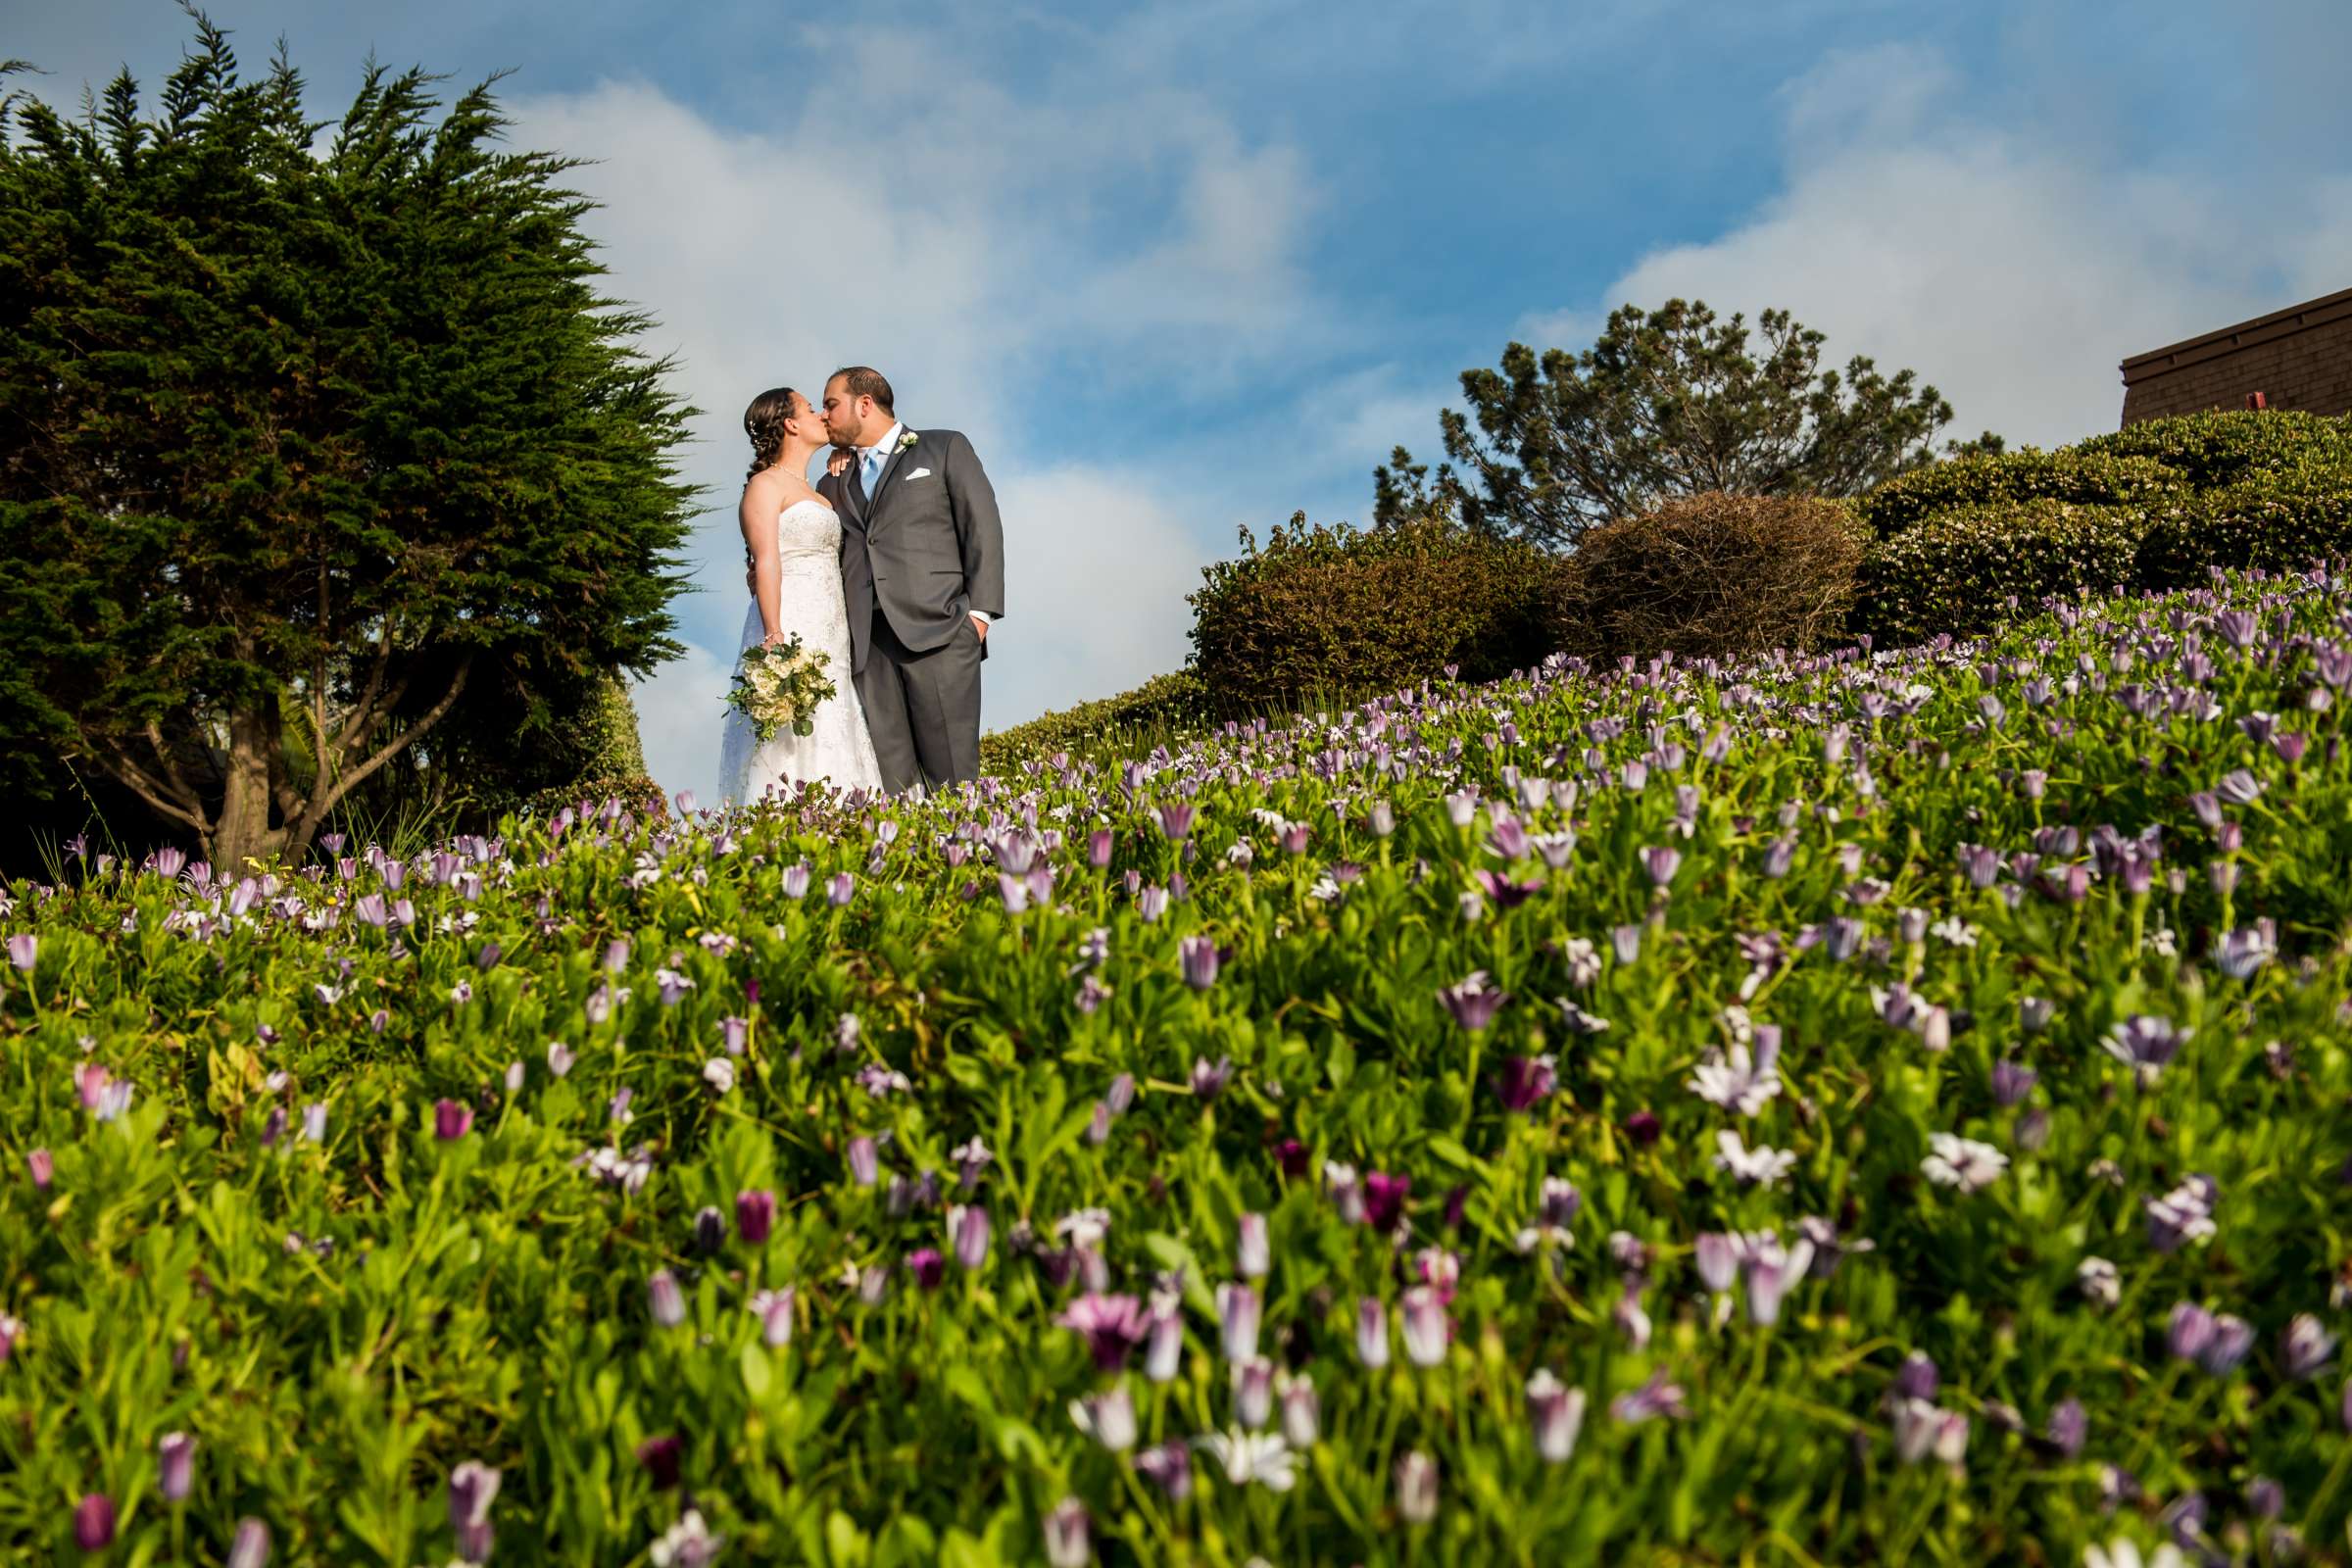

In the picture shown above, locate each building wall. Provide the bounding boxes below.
[2120,287,2352,425]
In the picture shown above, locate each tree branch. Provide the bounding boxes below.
[97,737,213,837]
[295,653,472,843]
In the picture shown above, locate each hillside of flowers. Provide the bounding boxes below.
[6,569,2352,1566]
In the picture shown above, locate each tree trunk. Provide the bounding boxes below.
[212,708,287,870]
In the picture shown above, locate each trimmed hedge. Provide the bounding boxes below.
[2135,466,2352,588]
[1856,448,2186,537]
[1187,514,1566,716]
[1559,492,1868,662]
[1856,498,2149,645]
[2077,408,2352,487]
[980,670,1209,773]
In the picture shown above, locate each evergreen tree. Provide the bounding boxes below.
[0,21,695,867]
[1375,299,1999,546]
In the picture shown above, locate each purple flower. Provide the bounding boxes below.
[1609,1369,1688,1424]
[750,1288,795,1348]
[2103,1014,2190,1084]
[26,1148,52,1189]
[847,1135,879,1187]
[433,1099,473,1141]
[736,1190,775,1245]
[1059,1294,1150,1371]
[906,1248,946,1290]
[1493,1054,1557,1111]
[1145,1300,1184,1382]
[1157,802,1196,840]
[1741,1233,1814,1326]
[1527,1369,1588,1462]
[1179,934,1220,989]
[448,1461,499,1563]
[2198,1314,2254,1375]
[1622,1108,1661,1148]
[1989,1059,2037,1107]
[950,1204,992,1271]
[1642,845,1682,887]
[74,1494,116,1551]
[1088,827,1113,867]
[1216,1282,1261,1362]
[2283,1314,2337,1381]
[1236,1212,1269,1279]
[1400,1285,1448,1367]
[1190,1055,1232,1100]
[1363,1171,1410,1231]
[1434,968,1509,1031]
[828,871,856,906]
[1231,1356,1275,1428]
[2144,1176,2219,1252]
[2168,1301,2216,1363]
[6,934,36,971]
[648,1269,686,1328]
[227,1518,270,1568]
[1893,1351,1939,1401]
[780,862,811,899]
[1355,1296,1390,1368]
[1043,1497,1092,1568]
[2024,1396,2082,1464]
[635,1435,683,1490]
[1279,1372,1320,1446]
[1134,1442,1193,1501]
[158,1431,197,1502]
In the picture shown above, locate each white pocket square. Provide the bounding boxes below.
[903,466,933,481]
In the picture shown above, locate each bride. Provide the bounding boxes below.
[718,387,885,802]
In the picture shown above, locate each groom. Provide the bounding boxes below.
[817,367,1005,794]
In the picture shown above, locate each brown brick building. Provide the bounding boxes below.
[2119,286,2352,425]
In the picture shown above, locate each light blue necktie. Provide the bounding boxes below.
[861,445,884,498]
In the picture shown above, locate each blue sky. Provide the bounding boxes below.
[16,2,2351,804]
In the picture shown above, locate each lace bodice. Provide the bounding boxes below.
[774,497,842,562]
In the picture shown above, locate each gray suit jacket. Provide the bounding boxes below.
[823,427,1005,675]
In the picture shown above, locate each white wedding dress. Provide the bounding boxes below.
[719,497,885,803]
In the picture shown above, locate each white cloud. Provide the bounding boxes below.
[1528,42,2336,450]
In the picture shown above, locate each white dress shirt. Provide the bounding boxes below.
[857,421,994,627]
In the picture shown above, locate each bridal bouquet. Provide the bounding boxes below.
[726,634,837,741]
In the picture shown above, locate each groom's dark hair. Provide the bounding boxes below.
[831,366,895,416]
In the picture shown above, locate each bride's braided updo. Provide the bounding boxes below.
[743,387,800,481]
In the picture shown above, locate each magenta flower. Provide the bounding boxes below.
[950,1204,992,1270]
[1088,828,1113,867]
[433,1099,473,1141]
[74,1494,116,1550]
[1493,1054,1556,1111]
[1363,1171,1410,1231]
[828,872,856,906]
[1216,1282,1261,1362]
[736,1190,775,1246]
[750,1288,795,1348]
[1157,802,1195,840]
[1190,1055,1232,1100]
[26,1148,52,1189]
[1060,1294,1150,1370]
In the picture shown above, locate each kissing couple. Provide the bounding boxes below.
[717,367,1005,802]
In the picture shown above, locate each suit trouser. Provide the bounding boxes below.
[856,612,983,793]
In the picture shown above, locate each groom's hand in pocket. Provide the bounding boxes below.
[969,613,989,643]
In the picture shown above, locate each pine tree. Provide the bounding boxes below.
[0,21,696,867]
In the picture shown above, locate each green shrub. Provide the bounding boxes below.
[1188,514,1565,715]
[2135,466,2352,587]
[519,769,666,823]
[1559,492,1868,662]
[1855,498,2149,645]
[1857,448,2185,537]
[2078,408,2352,487]
[981,670,1210,773]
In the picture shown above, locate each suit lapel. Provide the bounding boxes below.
[862,430,915,532]
[831,466,867,530]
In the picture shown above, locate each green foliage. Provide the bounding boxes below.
[0,24,696,869]
[3,574,2349,1564]
[1857,499,2149,645]
[1376,299,1989,546]
[1848,412,2352,641]
[980,671,1209,774]
[1558,492,1869,662]
[1188,514,1564,714]
[1857,449,2188,537]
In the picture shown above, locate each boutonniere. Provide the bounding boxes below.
[896,431,920,453]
